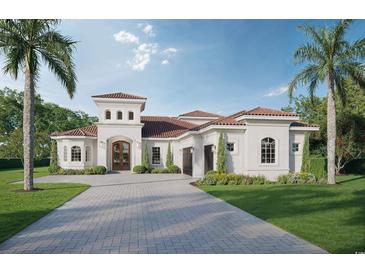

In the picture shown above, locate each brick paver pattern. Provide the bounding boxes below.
[0,173,326,254]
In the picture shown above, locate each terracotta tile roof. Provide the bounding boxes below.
[190,110,246,131]
[51,124,97,137]
[244,107,298,117]
[290,122,319,128]
[141,116,196,138]
[179,110,223,118]
[91,92,147,100]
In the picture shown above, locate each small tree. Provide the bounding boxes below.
[142,143,150,170]
[166,142,173,167]
[301,133,310,172]
[216,132,227,173]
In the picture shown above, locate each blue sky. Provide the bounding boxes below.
[1,19,364,116]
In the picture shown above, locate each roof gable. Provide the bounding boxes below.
[179,110,222,118]
[91,92,147,100]
[245,107,298,117]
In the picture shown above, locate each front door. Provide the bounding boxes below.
[112,141,130,171]
[183,147,193,176]
[204,145,214,174]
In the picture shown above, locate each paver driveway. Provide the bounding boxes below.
[0,173,326,254]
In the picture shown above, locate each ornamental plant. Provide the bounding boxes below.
[216,132,227,173]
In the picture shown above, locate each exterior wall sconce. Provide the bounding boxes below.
[212,145,217,153]
[190,147,194,153]
[136,141,141,149]
[99,141,106,149]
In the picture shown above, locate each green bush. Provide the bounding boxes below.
[309,157,327,178]
[133,165,146,174]
[48,164,60,174]
[55,165,106,175]
[167,164,181,174]
[151,167,169,173]
[93,166,107,174]
[251,175,270,185]
[277,172,318,185]
[205,170,218,176]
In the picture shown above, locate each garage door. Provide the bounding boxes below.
[183,147,193,176]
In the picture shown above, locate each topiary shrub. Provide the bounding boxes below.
[133,165,146,174]
[142,143,150,171]
[167,164,181,174]
[166,142,174,168]
[216,132,227,174]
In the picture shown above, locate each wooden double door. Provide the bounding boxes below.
[112,141,130,171]
[183,147,193,176]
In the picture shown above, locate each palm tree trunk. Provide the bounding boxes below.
[327,74,336,185]
[23,67,35,191]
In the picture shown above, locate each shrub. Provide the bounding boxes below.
[251,175,270,185]
[133,165,146,174]
[309,156,327,178]
[48,164,60,174]
[93,166,107,174]
[216,132,227,173]
[142,143,150,170]
[151,167,169,173]
[55,166,106,175]
[205,170,218,176]
[167,164,181,174]
[277,174,290,184]
[166,142,174,168]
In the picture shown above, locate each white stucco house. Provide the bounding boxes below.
[51,92,319,180]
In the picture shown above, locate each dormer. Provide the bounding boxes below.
[177,110,222,125]
[92,92,147,124]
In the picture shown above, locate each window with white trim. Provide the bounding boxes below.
[128,111,134,120]
[152,147,160,164]
[63,146,67,162]
[105,110,111,120]
[292,143,299,152]
[261,137,275,164]
[117,111,123,120]
[71,146,81,162]
[85,146,91,162]
[226,142,235,152]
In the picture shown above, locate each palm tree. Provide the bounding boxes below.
[289,20,365,184]
[0,20,77,191]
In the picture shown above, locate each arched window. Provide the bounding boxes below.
[117,111,123,120]
[85,146,91,162]
[261,137,275,163]
[71,146,81,162]
[63,146,67,162]
[128,111,134,120]
[105,110,111,120]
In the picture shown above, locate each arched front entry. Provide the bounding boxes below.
[112,141,131,171]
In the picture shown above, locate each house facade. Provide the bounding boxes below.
[51,92,319,180]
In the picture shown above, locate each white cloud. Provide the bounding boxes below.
[163,47,178,56]
[265,86,288,97]
[128,43,159,71]
[113,31,139,44]
[161,59,169,65]
[143,24,155,37]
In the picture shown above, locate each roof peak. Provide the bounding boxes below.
[91,91,147,100]
[179,110,223,118]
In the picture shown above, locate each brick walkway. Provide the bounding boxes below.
[0,173,326,254]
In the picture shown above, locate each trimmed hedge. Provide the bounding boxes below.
[197,172,271,186]
[344,158,365,174]
[0,158,50,169]
[197,172,321,186]
[133,164,181,174]
[51,165,107,175]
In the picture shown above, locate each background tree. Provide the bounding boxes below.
[216,132,227,173]
[0,88,97,162]
[166,142,173,167]
[142,143,150,171]
[0,20,78,191]
[288,20,365,184]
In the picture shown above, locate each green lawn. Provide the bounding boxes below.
[200,175,365,254]
[0,167,89,244]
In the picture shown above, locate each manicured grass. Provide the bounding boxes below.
[0,167,89,244]
[200,175,365,254]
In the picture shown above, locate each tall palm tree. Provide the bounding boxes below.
[289,20,365,184]
[0,20,77,191]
